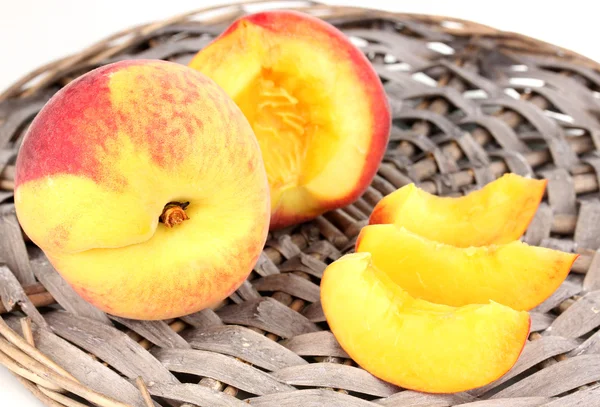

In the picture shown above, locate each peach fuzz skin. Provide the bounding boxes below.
[370,173,547,247]
[320,253,530,393]
[356,225,579,311]
[14,60,270,320]
[188,10,391,229]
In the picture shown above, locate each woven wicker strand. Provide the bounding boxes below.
[2,1,600,406]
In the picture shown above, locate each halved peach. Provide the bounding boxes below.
[369,173,547,247]
[321,253,530,393]
[356,224,578,311]
[188,11,390,229]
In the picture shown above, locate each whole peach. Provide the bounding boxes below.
[14,60,270,320]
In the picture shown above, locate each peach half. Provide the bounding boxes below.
[369,173,547,247]
[14,60,270,320]
[321,253,530,393]
[356,225,578,311]
[188,10,391,229]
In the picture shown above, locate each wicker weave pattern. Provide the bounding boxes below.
[2,1,600,406]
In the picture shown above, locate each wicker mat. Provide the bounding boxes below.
[2,1,600,406]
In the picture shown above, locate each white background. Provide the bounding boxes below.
[0,0,596,405]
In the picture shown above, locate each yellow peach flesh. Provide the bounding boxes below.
[370,173,547,247]
[189,11,390,228]
[320,253,530,393]
[356,225,578,311]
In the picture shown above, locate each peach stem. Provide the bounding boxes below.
[159,202,190,228]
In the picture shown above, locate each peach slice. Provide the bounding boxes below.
[369,173,547,247]
[321,253,530,393]
[356,224,578,311]
[188,10,391,229]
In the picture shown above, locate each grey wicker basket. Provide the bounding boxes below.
[1,1,600,406]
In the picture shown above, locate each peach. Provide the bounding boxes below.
[188,10,390,229]
[14,60,270,320]
[321,253,530,393]
[356,224,578,311]
[370,173,547,247]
